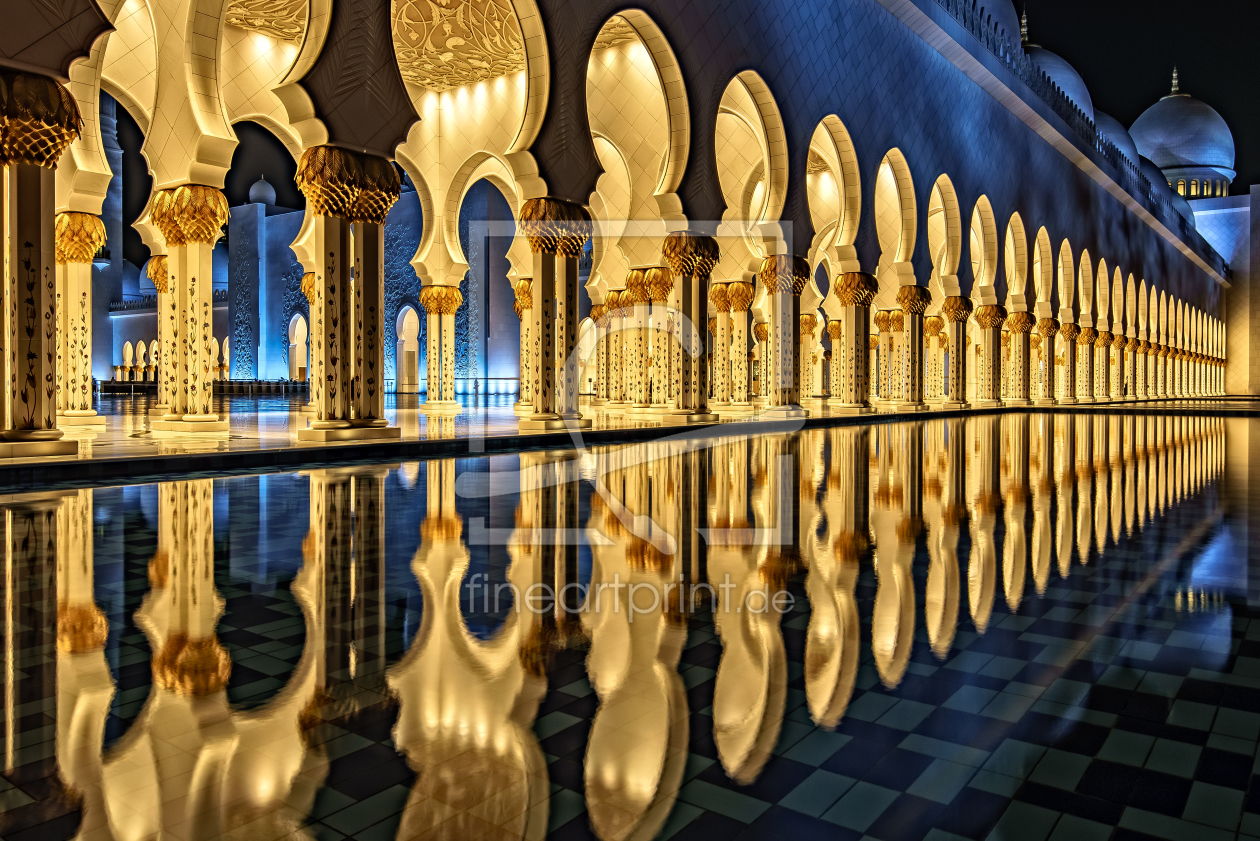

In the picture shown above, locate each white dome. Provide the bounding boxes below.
[1094,111,1139,166]
[1026,46,1094,122]
[1131,92,1235,177]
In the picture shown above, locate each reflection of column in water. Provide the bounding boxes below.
[871,424,917,688]
[1,495,78,830]
[1109,415,1124,545]
[390,454,549,841]
[1076,416,1094,563]
[711,436,790,784]
[928,419,965,658]
[94,478,322,840]
[55,489,115,832]
[1002,415,1029,612]
[583,459,688,841]
[969,416,999,633]
[1123,416,1137,537]
[1030,415,1054,595]
[808,427,867,726]
[1054,415,1076,579]
[1093,416,1110,551]
[1135,417,1148,530]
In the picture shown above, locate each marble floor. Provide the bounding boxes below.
[1,413,1256,841]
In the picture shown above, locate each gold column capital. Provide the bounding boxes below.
[54,212,106,264]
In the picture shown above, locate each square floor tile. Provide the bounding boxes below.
[1144,738,1201,778]
[907,758,979,805]
[1096,730,1156,766]
[820,781,900,832]
[1028,749,1092,790]
[1182,781,1244,830]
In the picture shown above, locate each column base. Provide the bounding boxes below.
[938,401,971,410]
[827,403,875,415]
[148,405,171,419]
[422,400,462,416]
[1058,397,1077,405]
[519,415,593,431]
[589,397,608,406]
[1033,398,1057,407]
[1004,399,1033,407]
[973,399,1004,408]
[629,402,654,413]
[895,402,929,413]
[299,403,316,414]
[58,411,107,427]
[0,439,78,457]
[513,401,531,416]
[151,418,230,433]
[298,425,402,442]
[661,412,720,425]
[352,418,391,428]
[757,406,809,419]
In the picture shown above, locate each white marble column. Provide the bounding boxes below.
[973,305,1006,406]
[55,212,106,425]
[729,282,753,406]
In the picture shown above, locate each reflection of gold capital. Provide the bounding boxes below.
[148,549,170,587]
[153,633,231,696]
[420,515,463,541]
[895,517,921,544]
[57,602,108,653]
[1059,322,1080,342]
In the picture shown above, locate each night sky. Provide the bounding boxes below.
[115,0,1260,266]
[1025,0,1260,191]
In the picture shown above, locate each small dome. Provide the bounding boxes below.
[1094,111,1139,167]
[1025,46,1094,122]
[248,176,276,206]
[1139,156,1196,229]
[1130,81,1235,176]
[982,1,1021,46]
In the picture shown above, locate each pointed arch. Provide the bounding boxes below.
[873,148,916,287]
[998,210,1024,309]
[1137,279,1148,339]
[1078,250,1094,327]
[1095,258,1110,327]
[1125,275,1137,336]
[967,197,997,306]
[1111,268,1124,335]
[1057,240,1074,319]
[807,116,861,256]
[926,174,962,298]
[1031,227,1053,315]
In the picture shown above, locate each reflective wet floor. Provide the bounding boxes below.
[1,413,1253,841]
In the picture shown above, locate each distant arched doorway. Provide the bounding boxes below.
[288,313,308,381]
[396,306,421,392]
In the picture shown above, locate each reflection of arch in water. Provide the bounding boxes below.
[396,306,421,392]
[288,313,308,381]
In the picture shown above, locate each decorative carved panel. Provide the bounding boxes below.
[592,16,635,51]
[392,0,525,92]
[225,0,306,41]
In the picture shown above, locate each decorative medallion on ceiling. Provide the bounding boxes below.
[224,0,307,41]
[392,0,525,92]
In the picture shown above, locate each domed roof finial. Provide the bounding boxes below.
[248,174,276,206]
[1171,66,1180,94]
